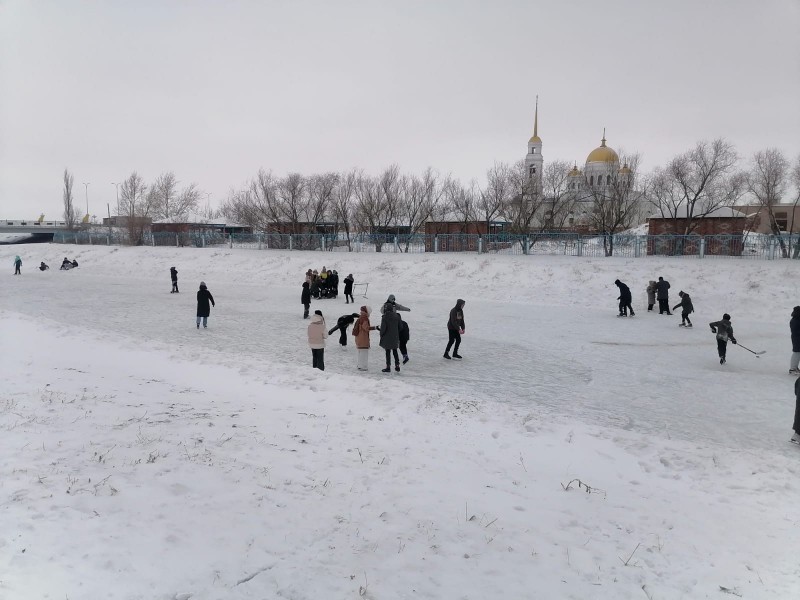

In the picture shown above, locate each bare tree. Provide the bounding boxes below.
[746,148,790,256]
[62,168,76,229]
[791,154,800,257]
[582,152,644,256]
[541,160,578,231]
[400,167,441,250]
[353,166,402,251]
[502,159,541,235]
[149,172,201,221]
[331,169,358,250]
[307,172,338,229]
[276,173,308,233]
[118,171,149,245]
[651,139,744,235]
[477,162,512,233]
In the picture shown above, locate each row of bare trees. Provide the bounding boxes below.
[64,141,800,254]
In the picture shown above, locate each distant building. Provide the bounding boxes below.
[737,204,800,234]
[151,215,251,235]
[103,215,152,228]
[647,206,746,256]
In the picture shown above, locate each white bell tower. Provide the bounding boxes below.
[524,96,544,193]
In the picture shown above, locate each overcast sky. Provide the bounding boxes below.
[1,0,798,219]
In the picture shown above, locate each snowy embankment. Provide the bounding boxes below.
[1,244,799,599]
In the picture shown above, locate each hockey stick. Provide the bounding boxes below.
[735,342,766,357]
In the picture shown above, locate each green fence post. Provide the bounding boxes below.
[699,237,705,259]
[478,236,483,254]
[434,235,439,254]
[289,235,293,251]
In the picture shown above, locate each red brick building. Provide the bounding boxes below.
[647,207,746,256]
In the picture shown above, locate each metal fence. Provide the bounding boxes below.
[51,230,800,260]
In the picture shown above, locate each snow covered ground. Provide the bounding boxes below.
[1,244,799,599]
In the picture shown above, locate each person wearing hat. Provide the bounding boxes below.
[381,294,410,314]
[344,274,355,304]
[329,312,360,347]
[196,281,215,329]
[301,281,312,319]
[307,310,328,371]
[614,279,634,317]
[353,305,378,371]
[13,255,22,275]
[789,306,800,375]
[673,291,694,327]
[656,277,672,315]
[379,303,402,372]
[709,313,736,364]
[170,266,179,293]
[444,299,466,360]
[646,280,657,311]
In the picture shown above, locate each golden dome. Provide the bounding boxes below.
[586,135,619,164]
[529,134,542,144]
[618,164,631,174]
[569,165,581,177]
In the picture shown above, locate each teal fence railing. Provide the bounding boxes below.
[51,231,800,259]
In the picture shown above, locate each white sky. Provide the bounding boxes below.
[1,0,799,219]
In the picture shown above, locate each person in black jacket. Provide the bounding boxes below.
[344,274,354,304]
[614,279,634,317]
[329,313,360,347]
[398,315,410,364]
[196,281,215,329]
[301,281,311,319]
[673,291,694,327]
[709,313,736,364]
[790,306,800,375]
[39,262,49,271]
[444,299,465,359]
[380,304,402,372]
[656,277,672,315]
[330,270,339,298]
[170,266,179,293]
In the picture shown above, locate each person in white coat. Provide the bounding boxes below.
[308,310,328,371]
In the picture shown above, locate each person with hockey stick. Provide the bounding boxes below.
[790,306,800,375]
[328,312,360,347]
[344,274,355,304]
[673,291,694,327]
[353,305,378,371]
[196,281,215,329]
[307,310,328,371]
[444,299,466,359]
[379,303,402,373]
[170,266,179,293]
[301,281,311,319]
[656,276,672,315]
[709,313,736,364]
[381,294,410,315]
[614,279,634,317]
[646,280,657,312]
[791,375,800,445]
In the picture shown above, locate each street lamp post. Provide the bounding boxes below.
[83,182,90,217]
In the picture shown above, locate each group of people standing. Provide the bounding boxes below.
[306,293,466,374]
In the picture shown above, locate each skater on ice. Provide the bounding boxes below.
[344,274,355,304]
[328,312,360,347]
[307,310,328,371]
[709,313,736,364]
[614,279,634,316]
[674,291,694,327]
[381,294,410,314]
[13,255,21,275]
[444,299,465,360]
[656,277,672,315]
[379,303,402,373]
[170,266,179,293]
[792,376,800,444]
[398,314,410,364]
[196,281,215,329]
[646,280,657,311]
[353,305,378,371]
[790,306,800,375]
[301,281,311,319]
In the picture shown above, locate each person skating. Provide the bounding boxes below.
[353,305,378,371]
[13,255,21,275]
[444,299,466,359]
[673,291,694,327]
[614,279,634,316]
[656,277,672,314]
[709,313,736,364]
[301,281,311,319]
[379,303,402,372]
[646,280,657,311]
[329,312,360,347]
[170,266,179,293]
[344,274,355,304]
[308,310,328,371]
[196,281,215,329]
[791,376,800,444]
[381,294,410,314]
[39,261,49,271]
[790,306,800,375]
[398,315,410,364]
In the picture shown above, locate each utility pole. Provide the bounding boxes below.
[83,182,90,218]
